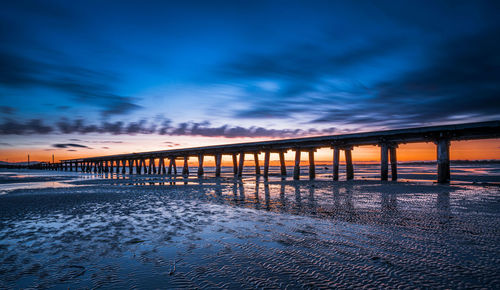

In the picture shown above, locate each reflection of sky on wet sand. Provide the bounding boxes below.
[0,167,500,288]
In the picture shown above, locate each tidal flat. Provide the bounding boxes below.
[0,167,500,289]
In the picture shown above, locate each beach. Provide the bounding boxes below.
[1,165,500,288]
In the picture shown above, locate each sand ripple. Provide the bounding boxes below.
[0,176,499,288]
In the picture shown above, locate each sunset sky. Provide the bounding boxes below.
[1,0,499,163]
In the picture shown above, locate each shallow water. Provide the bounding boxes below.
[0,167,500,288]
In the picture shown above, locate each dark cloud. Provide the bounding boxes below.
[0,106,16,115]
[52,143,91,149]
[215,26,500,129]
[164,141,181,148]
[0,118,338,138]
[94,140,123,144]
[0,51,141,116]
[0,119,53,134]
[0,142,12,146]
[312,28,500,127]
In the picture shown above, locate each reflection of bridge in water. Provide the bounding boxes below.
[43,121,500,183]
[104,175,452,224]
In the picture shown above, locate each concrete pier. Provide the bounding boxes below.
[263,151,270,178]
[390,145,398,181]
[380,143,389,181]
[182,156,189,176]
[279,151,287,176]
[437,138,451,183]
[215,154,222,177]
[254,153,261,175]
[308,150,315,180]
[238,152,245,178]
[198,154,204,176]
[57,121,499,184]
[333,147,340,181]
[293,149,301,180]
[232,154,238,176]
[345,147,354,180]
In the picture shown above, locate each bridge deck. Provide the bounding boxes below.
[63,121,500,162]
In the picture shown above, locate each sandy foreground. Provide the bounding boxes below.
[1,169,500,289]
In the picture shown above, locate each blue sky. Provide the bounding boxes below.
[1,0,499,158]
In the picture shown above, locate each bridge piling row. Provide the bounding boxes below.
[44,121,500,184]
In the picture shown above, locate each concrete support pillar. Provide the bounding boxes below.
[157,158,162,174]
[263,151,270,178]
[215,154,222,177]
[168,158,173,174]
[333,147,340,181]
[127,160,132,174]
[390,146,398,181]
[254,153,260,175]
[197,154,204,176]
[380,143,389,181]
[436,139,450,184]
[93,162,97,173]
[279,151,287,176]
[134,159,139,174]
[308,150,315,180]
[137,159,143,174]
[238,152,245,178]
[151,158,156,174]
[182,156,189,176]
[173,158,177,175]
[345,148,354,180]
[232,154,238,176]
[159,158,165,174]
[143,159,148,174]
[109,160,114,173]
[293,149,301,180]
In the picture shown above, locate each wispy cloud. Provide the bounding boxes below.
[51,143,91,149]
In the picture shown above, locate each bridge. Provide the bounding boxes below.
[41,121,500,183]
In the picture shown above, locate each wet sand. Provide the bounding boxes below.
[1,168,500,288]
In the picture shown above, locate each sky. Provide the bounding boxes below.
[0,0,499,163]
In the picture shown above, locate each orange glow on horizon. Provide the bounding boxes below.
[1,138,498,164]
